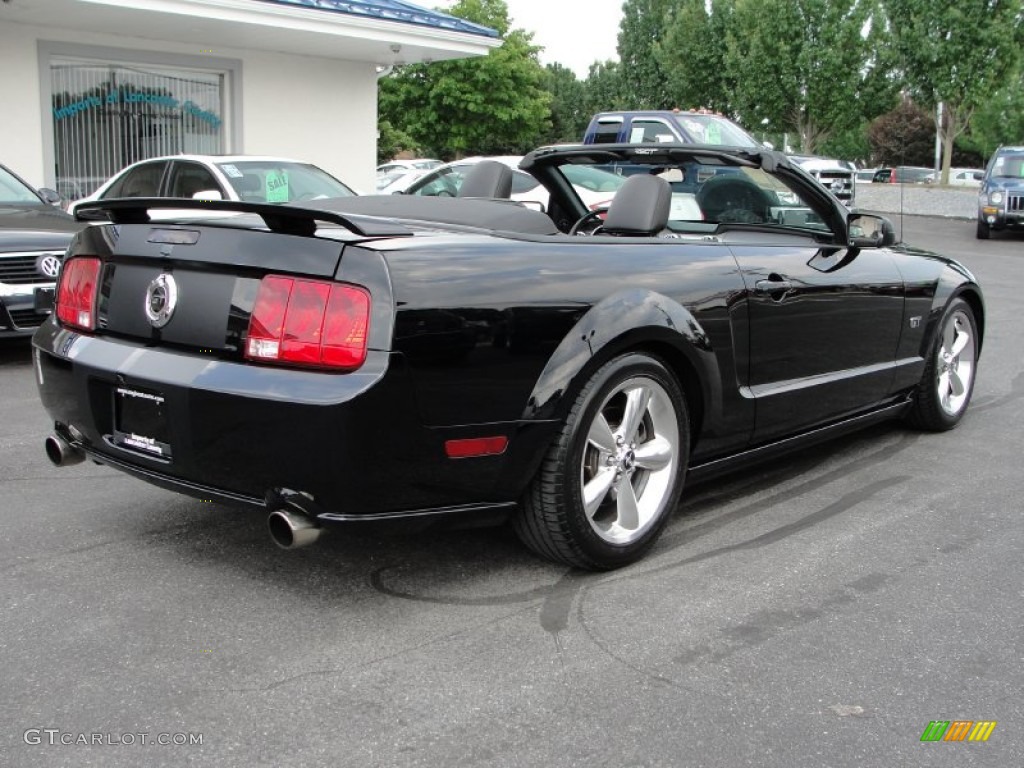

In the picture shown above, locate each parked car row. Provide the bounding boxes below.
[4,125,1014,344]
[856,166,985,187]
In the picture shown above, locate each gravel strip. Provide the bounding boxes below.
[852,183,977,219]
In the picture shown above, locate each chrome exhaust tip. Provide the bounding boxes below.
[45,434,85,467]
[268,508,323,549]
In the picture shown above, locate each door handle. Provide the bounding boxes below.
[754,278,792,293]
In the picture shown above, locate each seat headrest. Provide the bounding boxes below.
[235,174,262,192]
[600,174,672,236]
[458,161,514,199]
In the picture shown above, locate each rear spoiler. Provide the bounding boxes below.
[73,198,413,238]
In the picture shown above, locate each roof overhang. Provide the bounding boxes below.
[0,0,501,65]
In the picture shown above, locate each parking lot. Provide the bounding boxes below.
[1,216,1021,767]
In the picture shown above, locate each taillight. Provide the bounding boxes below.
[245,275,370,371]
[56,257,102,332]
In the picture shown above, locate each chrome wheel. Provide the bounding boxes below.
[935,308,976,417]
[580,376,680,545]
[515,353,688,569]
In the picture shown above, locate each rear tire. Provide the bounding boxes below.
[514,353,689,570]
[976,218,990,239]
[905,298,978,431]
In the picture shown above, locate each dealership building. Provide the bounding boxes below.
[0,0,499,196]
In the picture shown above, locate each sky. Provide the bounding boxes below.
[443,0,624,79]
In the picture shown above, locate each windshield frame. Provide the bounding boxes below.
[0,164,45,205]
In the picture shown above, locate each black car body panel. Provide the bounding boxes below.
[33,144,984,564]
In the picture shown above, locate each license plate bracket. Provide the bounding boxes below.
[112,384,172,459]
[34,287,54,313]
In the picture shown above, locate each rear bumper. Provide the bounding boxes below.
[33,317,555,524]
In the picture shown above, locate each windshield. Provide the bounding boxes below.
[217,161,355,202]
[553,159,832,234]
[991,153,1024,178]
[672,114,760,148]
[0,166,42,204]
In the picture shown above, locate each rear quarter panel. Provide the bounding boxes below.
[375,232,754,461]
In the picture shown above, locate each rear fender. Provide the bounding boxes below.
[523,289,720,426]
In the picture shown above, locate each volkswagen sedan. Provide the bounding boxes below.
[1,163,79,337]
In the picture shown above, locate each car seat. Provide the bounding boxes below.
[599,174,671,236]
[234,174,264,202]
[457,161,514,199]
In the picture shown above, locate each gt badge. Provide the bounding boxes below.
[145,273,178,328]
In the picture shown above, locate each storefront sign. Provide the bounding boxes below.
[53,91,221,128]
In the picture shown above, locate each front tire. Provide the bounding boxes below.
[976,218,990,239]
[514,353,689,570]
[905,298,978,431]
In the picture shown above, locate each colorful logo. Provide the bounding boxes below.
[920,721,997,742]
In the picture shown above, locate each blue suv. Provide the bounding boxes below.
[977,145,1024,239]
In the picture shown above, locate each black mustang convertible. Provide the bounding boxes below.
[33,144,983,570]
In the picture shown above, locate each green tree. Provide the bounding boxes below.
[656,0,737,115]
[867,97,936,166]
[542,63,589,144]
[580,60,628,116]
[886,0,1024,183]
[819,122,873,166]
[617,0,675,109]
[378,0,550,158]
[725,0,892,154]
[960,74,1024,161]
[376,120,421,165]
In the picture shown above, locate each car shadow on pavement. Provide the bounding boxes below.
[90,421,915,610]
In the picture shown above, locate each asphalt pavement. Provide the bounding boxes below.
[1,217,1021,767]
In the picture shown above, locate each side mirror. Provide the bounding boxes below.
[973,171,984,181]
[192,189,223,201]
[848,212,897,247]
[38,187,63,206]
[762,141,775,150]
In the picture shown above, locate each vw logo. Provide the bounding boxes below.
[144,273,178,328]
[36,254,62,279]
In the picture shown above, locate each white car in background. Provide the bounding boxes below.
[787,155,856,207]
[401,156,626,212]
[855,168,878,184]
[376,158,442,175]
[375,159,443,193]
[68,155,356,217]
[947,167,985,187]
[376,168,431,194]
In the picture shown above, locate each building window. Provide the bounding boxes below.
[50,58,225,201]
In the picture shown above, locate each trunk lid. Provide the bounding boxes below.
[78,214,347,355]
